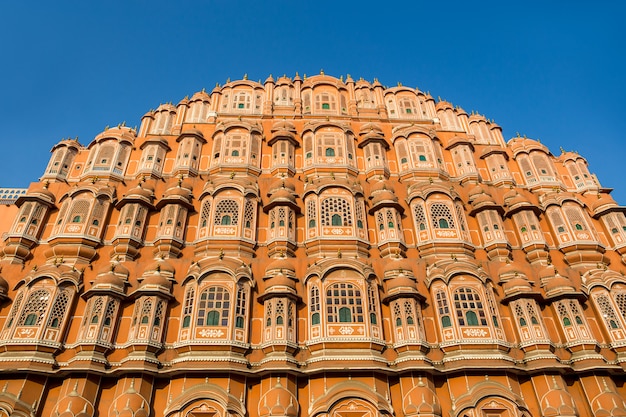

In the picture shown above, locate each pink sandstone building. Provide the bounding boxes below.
[0,72,625,417]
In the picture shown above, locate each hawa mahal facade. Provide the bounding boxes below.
[0,73,625,417]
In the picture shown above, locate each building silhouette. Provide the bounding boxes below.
[0,72,625,417]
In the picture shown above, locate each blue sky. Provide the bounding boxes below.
[1,1,625,201]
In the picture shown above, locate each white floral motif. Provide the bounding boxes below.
[199,329,225,338]
[463,328,488,337]
[339,326,354,335]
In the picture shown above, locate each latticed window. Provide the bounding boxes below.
[321,197,352,227]
[564,205,590,232]
[95,145,114,168]
[393,302,403,326]
[199,200,211,230]
[485,288,500,328]
[435,289,451,328]
[224,133,248,158]
[139,299,153,325]
[69,199,90,224]
[18,203,32,223]
[556,300,585,327]
[197,287,230,327]
[90,198,106,226]
[549,208,568,234]
[455,202,468,233]
[307,199,317,229]
[532,153,553,177]
[595,294,621,329]
[413,203,427,231]
[275,300,285,325]
[453,287,487,326]
[232,92,251,110]
[430,203,455,229]
[214,199,239,226]
[18,289,50,326]
[277,208,286,227]
[393,299,418,327]
[182,287,195,328]
[47,289,71,328]
[265,302,273,326]
[244,200,255,229]
[235,285,247,329]
[89,297,104,325]
[121,205,136,225]
[314,92,337,112]
[154,300,165,326]
[326,283,363,323]
[615,292,626,322]
[310,285,320,325]
[367,283,379,325]
[5,293,24,329]
[103,300,116,329]
[408,138,434,164]
[355,199,365,229]
[399,97,418,116]
[514,300,541,327]
[316,133,344,160]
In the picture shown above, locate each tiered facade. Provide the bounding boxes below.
[0,72,625,417]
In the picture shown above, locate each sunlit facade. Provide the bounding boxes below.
[0,72,625,417]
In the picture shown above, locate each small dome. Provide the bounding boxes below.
[590,193,617,214]
[371,189,398,207]
[190,89,211,102]
[139,272,172,292]
[265,271,297,292]
[358,122,383,136]
[370,180,394,195]
[383,257,415,275]
[386,274,418,293]
[24,183,55,204]
[502,276,533,295]
[125,184,154,199]
[508,137,550,155]
[156,103,176,113]
[269,178,296,193]
[544,274,576,294]
[269,188,296,205]
[164,185,191,199]
[435,100,453,111]
[145,259,175,276]
[92,272,125,290]
[498,261,523,278]
[266,257,296,274]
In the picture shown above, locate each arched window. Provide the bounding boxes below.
[321,197,352,227]
[325,148,335,157]
[326,283,363,323]
[214,199,239,226]
[431,203,455,229]
[18,289,50,327]
[197,287,230,327]
[453,287,487,326]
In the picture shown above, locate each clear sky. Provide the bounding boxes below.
[1,1,624,201]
